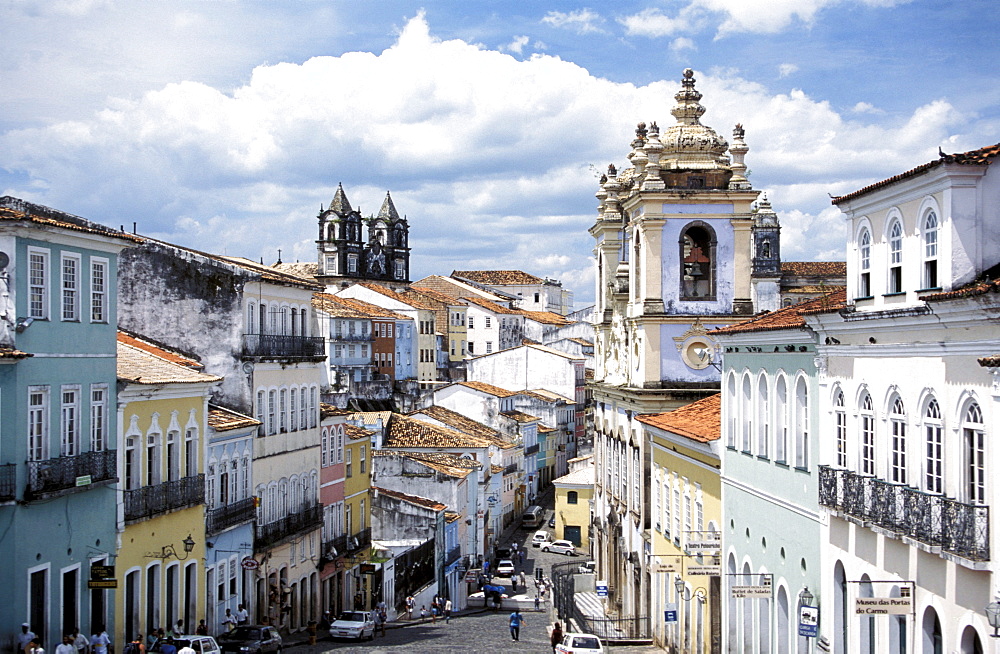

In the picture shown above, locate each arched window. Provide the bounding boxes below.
[888,220,903,293]
[680,223,716,299]
[775,376,787,463]
[247,301,257,335]
[860,393,875,475]
[727,374,737,449]
[889,396,907,484]
[964,402,985,504]
[757,375,769,458]
[567,491,578,504]
[924,399,942,493]
[858,228,872,298]
[794,378,809,469]
[834,390,847,468]
[922,211,939,289]
[742,374,753,452]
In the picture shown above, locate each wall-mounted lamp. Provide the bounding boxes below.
[799,586,814,606]
[146,534,196,561]
[675,577,707,602]
[986,599,1000,637]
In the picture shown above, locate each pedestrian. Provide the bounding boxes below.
[56,635,76,654]
[430,598,437,624]
[444,598,452,624]
[18,625,37,652]
[89,627,110,654]
[123,634,144,654]
[195,621,208,637]
[406,595,415,619]
[373,609,385,637]
[26,639,44,654]
[158,640,177,654]
[318,611,332,632]
[419,605,428,620]
[508,610,525,641]
[72,628,89,654]
[173,620,184,636]
[236,604,249,626]
[519,549,525,564]
[221,609,237,632]
[519,571,526,591]
[550,621,564,653]
[534,595,540,611]
[511,542,518,554]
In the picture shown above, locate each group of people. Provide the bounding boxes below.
[405,594,452,624]
[18,624,109,654]
[219,605,250,632]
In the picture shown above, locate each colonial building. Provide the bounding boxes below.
[0,197,136,646]
[451,270,574,316]
[114,332,219,645]
[316,184,410,291]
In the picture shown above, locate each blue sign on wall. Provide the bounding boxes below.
[664,610,678,623]
[799,605,819,637]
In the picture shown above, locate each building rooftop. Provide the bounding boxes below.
[374,449,481,478]
[501,410,540,424]
[553,463,595,486]
[385,413,493,449]
[207,405,261,432]
[710,290,846,335]
[780,261,847,277]
[117,332,222,385]
[345,424,371,441]
[374,486,446,512]
[452,270,545,286]
[637,393,722,443]
[413,405,517,449]
[451,380,519,398]
[350,281,436,310]
[0,196,142,243]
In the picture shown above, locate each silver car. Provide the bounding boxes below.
[542,539,577,556]
[329,611,375,641]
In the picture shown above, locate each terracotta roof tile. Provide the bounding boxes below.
[461,295,520,314]
[117,331,203,369]
[0,347,33,360]
[711,290,846,334]
[979,355,1000,368]
[207,405,261,431]
[491,464,504,474]
[780,261,847,277]
[345,424,372,441]
[374,450,481,478]
[410,286,467,306]
[353,282,436,310]
[452,270,545,285]
[385,414,492,448]
[321,403,352,418]
[919,277,1000,302]
[117,337,222,385]
[313,292,373,319]
[785,285,846,294]
[518,310,571,325]
[217,255,324,290]
[373,486,446,512]
[272,262,320,281]
[0,196,143,243]
[501,410,540,423]
[413,406,517,448]
[453,380,518,397]
[832,143,1000,205]
[637,394,721,443]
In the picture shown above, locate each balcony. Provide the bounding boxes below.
[504,463,519,475]
[331,332,375,343]
[25,449,116,500]
[445,544,462,566]
[124,474,205,523]
[347,527,372,554]
[819,466,990,562]
[322,534,349,561]
[525,444,539,456]
[242,334,325,360]
[207,496,257,535]
[254,502,323,550]
[0,463,15,502]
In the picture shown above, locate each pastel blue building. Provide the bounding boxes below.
[0,197,135,649]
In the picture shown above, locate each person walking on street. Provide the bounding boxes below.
[18,625,37,652]
[89,627,110,654]
[550,621,564,653]
[406,595,415,619]
[373,609,385,637]
[508,610,525,641]
[534,595,541,611]
[72,628,89,654]
[519,571,526,592]
[56,635,76,654]
[444,598,452,624]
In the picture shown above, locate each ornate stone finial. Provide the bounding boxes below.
[734,123,745,138]
[608,164,617,177]
[729,123,751,189]
[649,121,659,134]
[659,68,729,172]
[683,68,694,79]
[636,122,648,139]
[599,174,607,184]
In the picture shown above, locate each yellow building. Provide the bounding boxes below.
[552,458,594,551]
[115,332,221,644]
[638,393,722,654]
[342,423,373,608]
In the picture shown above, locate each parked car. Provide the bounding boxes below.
[329,611,375,641]
[216,626,281,654]
[496,558,517,576]
[556,633,604,653]
[532,530,552,547]
[577,561,596,574]
[542,539,577,556]
[152,636,221,654]
[548,515,556,528]
[493,545,512,568]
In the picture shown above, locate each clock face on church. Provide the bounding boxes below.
[680,337,714,370]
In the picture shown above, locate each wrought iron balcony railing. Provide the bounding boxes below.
[124,474,205,523]
[819,465,990,561]
[346,527,372,554]
[445,544,462,566]
[207,496,257,535]
[525,443,539,456]
[242,334,325,360]
[254,502,323,550]
[0,463,16,502]
[504,463,519,475]
[331,332,375,343]
[322,534,349,560]
[26,449,117,500]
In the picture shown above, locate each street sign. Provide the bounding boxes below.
[686,541,720,553]
[653,561,679,573]
[687,564,721,576]
[731,585,773,598]
[241,557,259,570]
[664,604,678,623]
[596,581,608,597]
[464,569,479,583]
[799,605,819,637]
[75,475,92,487]
[91,565,114,580]
[87,579,117,589]
[855,596,912,615]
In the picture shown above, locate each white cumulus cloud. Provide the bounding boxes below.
[541,9,605,34]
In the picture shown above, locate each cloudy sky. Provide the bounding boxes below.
[2,1,997,306]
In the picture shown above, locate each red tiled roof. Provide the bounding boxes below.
[452,270,545,285]
[461,295,520,314]
[207,405,261,431]
[410,286,467,306]
[345,424,371,441]
[919,278,1000,302]
[117,331,203,369]
[711,290,847,334]
[0,196,143,243]
[637,394,721,443]
[385,413,492,448]
[454,380,518,397]
[979,355,1000,368]
[0,347,33,360]
[373,486,446,512]
[781,261,847,277]
[518,310,571,325]
[352,281,436,310]
[832,143,1000,205]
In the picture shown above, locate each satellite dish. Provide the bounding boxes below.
[242,362,255,374]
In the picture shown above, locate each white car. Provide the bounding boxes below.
[532,530,552,547]
[556,633,604,653]
[329,611,375,641]
[542,539,577,556]
[496,558,517,576]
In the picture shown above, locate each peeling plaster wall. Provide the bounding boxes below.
[118,241,252,412]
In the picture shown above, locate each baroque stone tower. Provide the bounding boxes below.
[316,183,411,291]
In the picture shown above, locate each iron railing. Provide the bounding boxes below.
[242,334,325,360]
[552,559,650,641]
[347,527,372,554]
[525,443,540,455]
[331,332,375,342]
[207,496,257,535]
[26,449,116,499]
[124,474,205,523]
[819,466,990,561]
[504,463,519,475]
[445,544,462,566]
[322,534,349,560]
[254,503,323,550]
[0,463,16,502]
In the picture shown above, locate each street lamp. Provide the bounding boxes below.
[674,577,707,602]
[986,600,1000,637]
[146,534,196,561]
[799,586,814,606]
